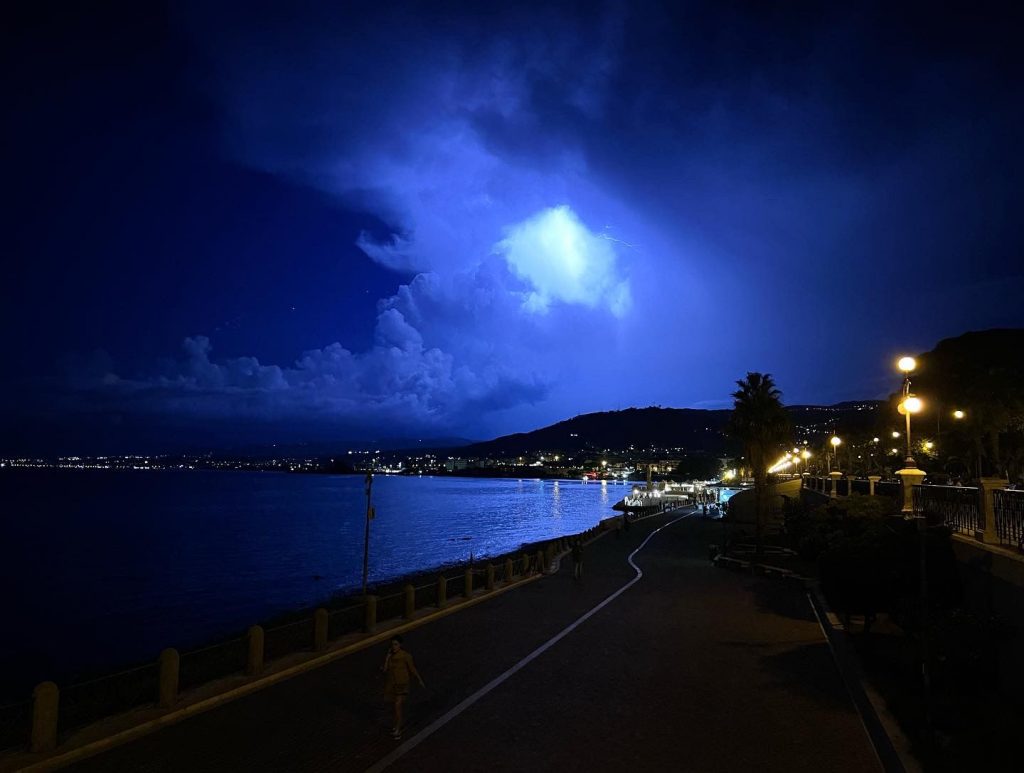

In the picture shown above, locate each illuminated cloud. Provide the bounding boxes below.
[496,206,631,317]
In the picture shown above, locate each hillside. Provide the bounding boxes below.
[461,401,884,457]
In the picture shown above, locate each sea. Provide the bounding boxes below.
[0,468,626,699]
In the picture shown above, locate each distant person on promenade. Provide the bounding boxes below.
[622,514,631,534]
[572,539,583,580]
[380,636,425,739]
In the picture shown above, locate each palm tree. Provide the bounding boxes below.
[728,373,790,556]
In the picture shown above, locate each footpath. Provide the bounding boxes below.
[64,510,880,772]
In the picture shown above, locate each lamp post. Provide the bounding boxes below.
[899,395,923,466]
[830,436,841,468]
[897,357,923,468]
[895,355,932,737]
[362,471,375,595]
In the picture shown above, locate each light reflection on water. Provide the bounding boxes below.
[0,469,627,688]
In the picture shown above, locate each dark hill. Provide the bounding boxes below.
[462,402,884,457]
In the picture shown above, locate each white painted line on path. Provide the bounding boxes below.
[365,511,693,773]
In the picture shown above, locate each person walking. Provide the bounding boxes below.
[380,635,425,739]
[571,539,583,580]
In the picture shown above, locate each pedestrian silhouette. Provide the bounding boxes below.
[572,539,583,580]
[380,635,425,739]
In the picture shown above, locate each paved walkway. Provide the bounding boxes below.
[71,510,880,772]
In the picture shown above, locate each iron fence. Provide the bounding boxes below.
[913,485,981,535]
[993,489,1024,550]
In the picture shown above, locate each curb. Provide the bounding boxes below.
[806,583,921,773]
[711,554,918,773]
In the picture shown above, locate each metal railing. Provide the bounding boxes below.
[993,489,1024,550]
[326,602,365,640]
[913,485,982,535]
[178,636,247,692]
[263,618,314,662]
[59,662,158,736]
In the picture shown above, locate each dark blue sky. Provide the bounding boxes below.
[3,1,1023,453]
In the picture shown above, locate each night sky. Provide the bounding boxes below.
[4,1,1023,453]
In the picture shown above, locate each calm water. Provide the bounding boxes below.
[0,469,625,697]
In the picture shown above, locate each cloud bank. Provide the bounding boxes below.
[79,4,641,437]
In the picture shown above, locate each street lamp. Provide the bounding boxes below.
[952,409,965,420]
[898,356,917,374]
[830,436,842,469]
[899,395,924,465]
[362,471,376,595]
[896,355,923,467]
[896,355,933,735]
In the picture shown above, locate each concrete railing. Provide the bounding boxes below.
[2,523,611,757]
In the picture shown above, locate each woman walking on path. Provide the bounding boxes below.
[381,635,425,739]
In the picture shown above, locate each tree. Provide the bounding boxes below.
[674,454,725,481]
[727,373,791,555]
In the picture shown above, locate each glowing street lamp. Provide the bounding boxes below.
[829,436,842,470]
[894,354,933,729]
[899,395,923,464]
[952,409,965,420]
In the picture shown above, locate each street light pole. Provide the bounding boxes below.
[362,470,374,596]
[895,355,932,739]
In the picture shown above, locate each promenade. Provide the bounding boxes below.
[69,510,880,772]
